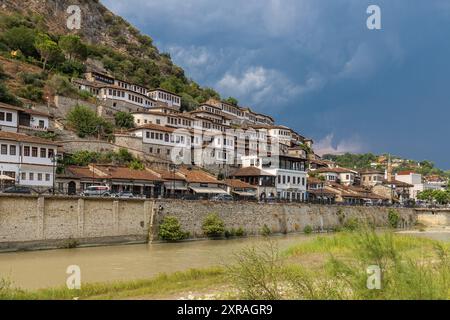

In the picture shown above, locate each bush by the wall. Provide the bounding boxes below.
[261,224,271,237]
[303,225,313,234]
[202,213,225,238]
[388,209,400,229]
[158,216,189,242]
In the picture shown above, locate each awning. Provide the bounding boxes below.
[0,175,15,181]
[189,187,229,194]
[232,191,257,197]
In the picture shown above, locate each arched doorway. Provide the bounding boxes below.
[68,181,76,195]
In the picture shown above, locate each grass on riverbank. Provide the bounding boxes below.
[227,229,450,300]
[1,230,449,300]
[0,267,227,300]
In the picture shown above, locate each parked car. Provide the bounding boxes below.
[113,191,135,199]
[2,185,33,194]
[211,194,234,201]
[81,185,111,197]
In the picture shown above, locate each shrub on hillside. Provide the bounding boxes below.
[158,216,189,242]
[202,213,225,238]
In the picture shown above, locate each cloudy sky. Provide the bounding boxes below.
[102,0,450,169]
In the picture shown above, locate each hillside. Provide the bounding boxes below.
[323,153,450,179]
[0,0,220,110]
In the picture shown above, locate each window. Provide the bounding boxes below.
[6,113,12,122]
[39,120,45,128]
[45,174,50,181]
[149,147,153,153]
[37,173,42,181]
[0,112,4,121]
[1,144,7,155]
[48,149,54,158]
[32,147,38,157]
[24,146,30,156]
[10,145,16,156]
[302,178,305,186]
[40,148,46,158]
[21,172,26,180]
[278,175,281,184]
[29,173,34,181]
[146,132,150,138]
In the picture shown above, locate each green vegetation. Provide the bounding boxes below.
[323,153,378,169]
[114,111,135,129]
[0,267,226,300]
[66,105,113,139]
[303,225,313,234]
[388,209,400,228]
[224,97,239,106]
[0,10,222,110]
[231,229,450,300]
[158,216,189,242]
[64,148,141,168]
[261,224,272,237]
[417,189,450,204]
[202,214,225,238]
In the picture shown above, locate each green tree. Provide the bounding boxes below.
[34,33,61,71]
[66,105,112,138]
[1,26,37,57]
[58,35,87,61]
[225,97,239,106]
[66,105,99,138]
[114,111,134,129]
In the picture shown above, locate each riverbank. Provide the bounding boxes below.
[1,229,448,300]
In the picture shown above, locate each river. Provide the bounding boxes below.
[0,231,448,290]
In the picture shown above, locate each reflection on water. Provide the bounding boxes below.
[0,234,314,290]
[0,231,448,290]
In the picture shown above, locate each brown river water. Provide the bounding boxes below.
[0,231,448,290]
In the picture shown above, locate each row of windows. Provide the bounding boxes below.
[168,117,191,127]
[0,144,55,158]
[117,81,147,95]
[145,131,189,145]
[149,92,181,105]
[0,112,13,122]
[107,89,154,107]
[20,172,51,182]
[277,175,306,186]
[278,192,305,201]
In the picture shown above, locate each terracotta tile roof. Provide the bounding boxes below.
[396,170,417,176]
[178,167,222,184]
[63,166,104,179]
[382,179,413,187]
[148,167,186,181]
[150,88,181,97]
[94,165,164,181]
[307,177,324,184]
[63,165,165,182]
[315,167,356,174]
[231,166,275,177]
[360,169,384,175]
[0,131,60,146]
[224,179,256,189]
[130,124,176,133]
[0,102,50,117]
